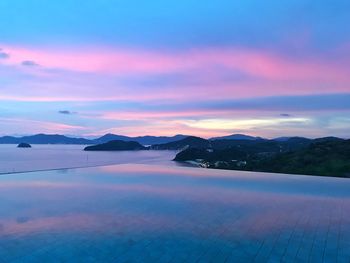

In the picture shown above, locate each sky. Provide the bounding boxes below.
[0,0,349,138]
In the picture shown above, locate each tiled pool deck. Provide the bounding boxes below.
[0,164,349,262]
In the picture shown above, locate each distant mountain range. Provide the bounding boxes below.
[151,136,211,150]
[0,133,188,145]
[210,134,264,141]
[93,133,188,145]
[153,135,315,151]
[0,133,345,146]
[0,134,91,145]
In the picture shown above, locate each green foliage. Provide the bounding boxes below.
[175,138,350,177]
[250,140,350,177]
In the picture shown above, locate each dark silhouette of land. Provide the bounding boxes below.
[171,136,349,177]
[0,133,188,145]
[151,136,211,150]
[2,132,348,177]
[84,140,147,151]
[17,142,32,148]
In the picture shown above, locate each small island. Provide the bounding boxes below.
[17,142,32,148]
[84,140,148,151]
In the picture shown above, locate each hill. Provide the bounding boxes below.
[250,139,350,177]
[92,134,131,144]
[0,134,91,144]
[174,137,349,177]
[84,140,148,151]
[154,135,321,152]
[151,136,211,150]
[0,133,188,145]
[210,134,264,141]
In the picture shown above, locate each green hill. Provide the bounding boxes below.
[174,138,350,177]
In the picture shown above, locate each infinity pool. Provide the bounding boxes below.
[0,163,349,262]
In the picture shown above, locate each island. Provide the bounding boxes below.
[17,142,32,148]
[84,140,148,151]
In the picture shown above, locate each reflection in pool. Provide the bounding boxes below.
[0,164,349,262]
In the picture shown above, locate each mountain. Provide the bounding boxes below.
[151,136,211,150]
[273,136,292,142]
[313,136,344,143]
[273,136,309,142]
[84,140,148,151]
[210,134,264,141]
[0,134,91,144]
[92,134,131,144]
[152,135,324,152]
[279,137,312,151]
[210,139,282,152]
[0,133,188,145]
[132,135,188,145]
[92,134,188,145]
[0,136,20,144]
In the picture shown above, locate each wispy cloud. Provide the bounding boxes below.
[2,45,349,84]
[21,60,39,66]
[0,117,85,135]
[280,113,291,117]
[58,110,76,115]
[0,51,9,59]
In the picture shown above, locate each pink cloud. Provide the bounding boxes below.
[0,43,349,105]
[0,80,349,104]
[0,117,85,135]
[2,44,349,83]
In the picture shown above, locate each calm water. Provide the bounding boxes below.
[0,144,179,174]
[0,159,349,262]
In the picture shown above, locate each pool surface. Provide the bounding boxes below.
[0,164,349,262]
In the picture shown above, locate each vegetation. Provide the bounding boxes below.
[174,138,350,177]
[250,140,350,177]
[151,136,211,150]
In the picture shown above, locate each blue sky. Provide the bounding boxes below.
[0,0,349,138]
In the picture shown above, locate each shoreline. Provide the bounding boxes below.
[174,159,350,179]
[1,160,348,181]
[0,155,347,180]
[0,162,133,176]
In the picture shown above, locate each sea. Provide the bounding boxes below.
[0,144,349,262]
[0,144,180,174]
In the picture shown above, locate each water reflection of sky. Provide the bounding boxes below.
[0,164,349,262]
[0,145,179,174]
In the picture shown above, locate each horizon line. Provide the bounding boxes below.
[0,132,347,140]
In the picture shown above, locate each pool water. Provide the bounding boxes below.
[0,163,349,262]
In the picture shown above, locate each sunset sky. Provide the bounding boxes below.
[0,0,349,138]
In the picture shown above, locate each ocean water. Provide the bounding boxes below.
[0,144,179,174]
[0,146,349,262]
